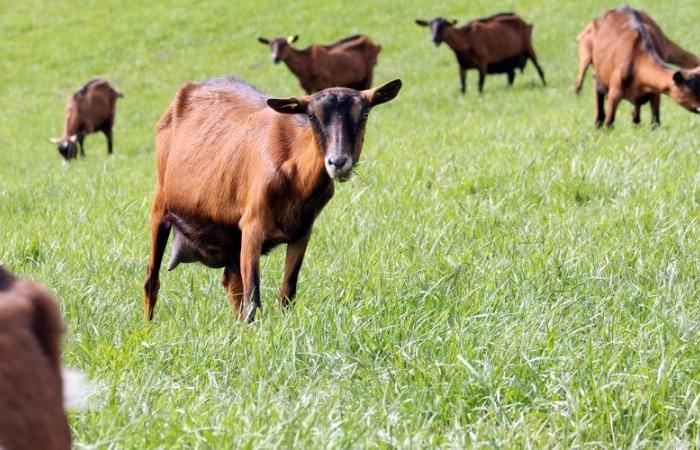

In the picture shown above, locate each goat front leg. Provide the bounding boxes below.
[279,232,311,308]
[240,225,263,322]
[650,94,661,128]
[78,136,85,157]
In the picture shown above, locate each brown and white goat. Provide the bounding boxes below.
[50,79,122,161]
[416,13,546,93]
[257,34,382,94]
[143,76,402,322]
[576,6,700,127]
[0,267,71,450]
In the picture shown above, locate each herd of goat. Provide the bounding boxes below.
[3,5,700,450]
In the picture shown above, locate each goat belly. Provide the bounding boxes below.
[166,215,240,271]
[487,54,528,73]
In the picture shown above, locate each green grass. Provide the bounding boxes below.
[2,0,700,447]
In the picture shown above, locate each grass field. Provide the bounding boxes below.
[2,0,700,447]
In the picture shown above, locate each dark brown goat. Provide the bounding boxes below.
[143,76,401,322]
[50,79,122,161]
[576,6,700,127]
[0,267,71,450]
[416,13,546,93]
[257,34,382,94]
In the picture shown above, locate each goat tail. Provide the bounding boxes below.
[577,22,595,43]
[116,91,124,98]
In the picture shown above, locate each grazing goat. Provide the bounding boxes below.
[143,76,402,322]
[576,9,700,95]
[416,13,546,93]
[0,267,71,450]
[50,79,122,161]
[576,6,700,127]
[257,34,382,94]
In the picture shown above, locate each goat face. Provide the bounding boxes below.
[49,135,78,161]
[672,70,700,114]
[258,35,298,64]
[267,79,403,181]
[416,18,457,47]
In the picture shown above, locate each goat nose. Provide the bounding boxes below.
[328,155,348,168]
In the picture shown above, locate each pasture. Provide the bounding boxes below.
[2,0,700,447]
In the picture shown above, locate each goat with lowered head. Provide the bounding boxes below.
[49,79,122,161]
[577,6,700,127]
[257,34,382,94]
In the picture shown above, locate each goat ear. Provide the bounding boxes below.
[363,79,403,107]
[415,19,429,27]
[288,35,299,44]
[673,71,686,85]
[267,96,309,114]
[258,37,270,45]
[48,137,61,144]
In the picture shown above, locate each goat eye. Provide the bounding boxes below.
[362,113,369,120]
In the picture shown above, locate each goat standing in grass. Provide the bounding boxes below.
[576,6,700,127]
[258,35,382,93]
[144,76,402,322]
[50,79,122,161]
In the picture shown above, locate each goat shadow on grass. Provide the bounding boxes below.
[454,79,546,96]
[492,79,546,93]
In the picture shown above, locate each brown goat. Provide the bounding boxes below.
[416,13,546,93]
[257,34,382,94]
[143,75,402,322]
[575,14,700,96]
[0,267,71,450]
[576,6,700,127]
[50,79,123,161]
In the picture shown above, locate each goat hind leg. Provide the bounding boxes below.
[575,48,591,94]
[222,267,244,320]
[527,46,546,86]
[143,199,171,321]
[604,86,623,128]
[103,122,114,154]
